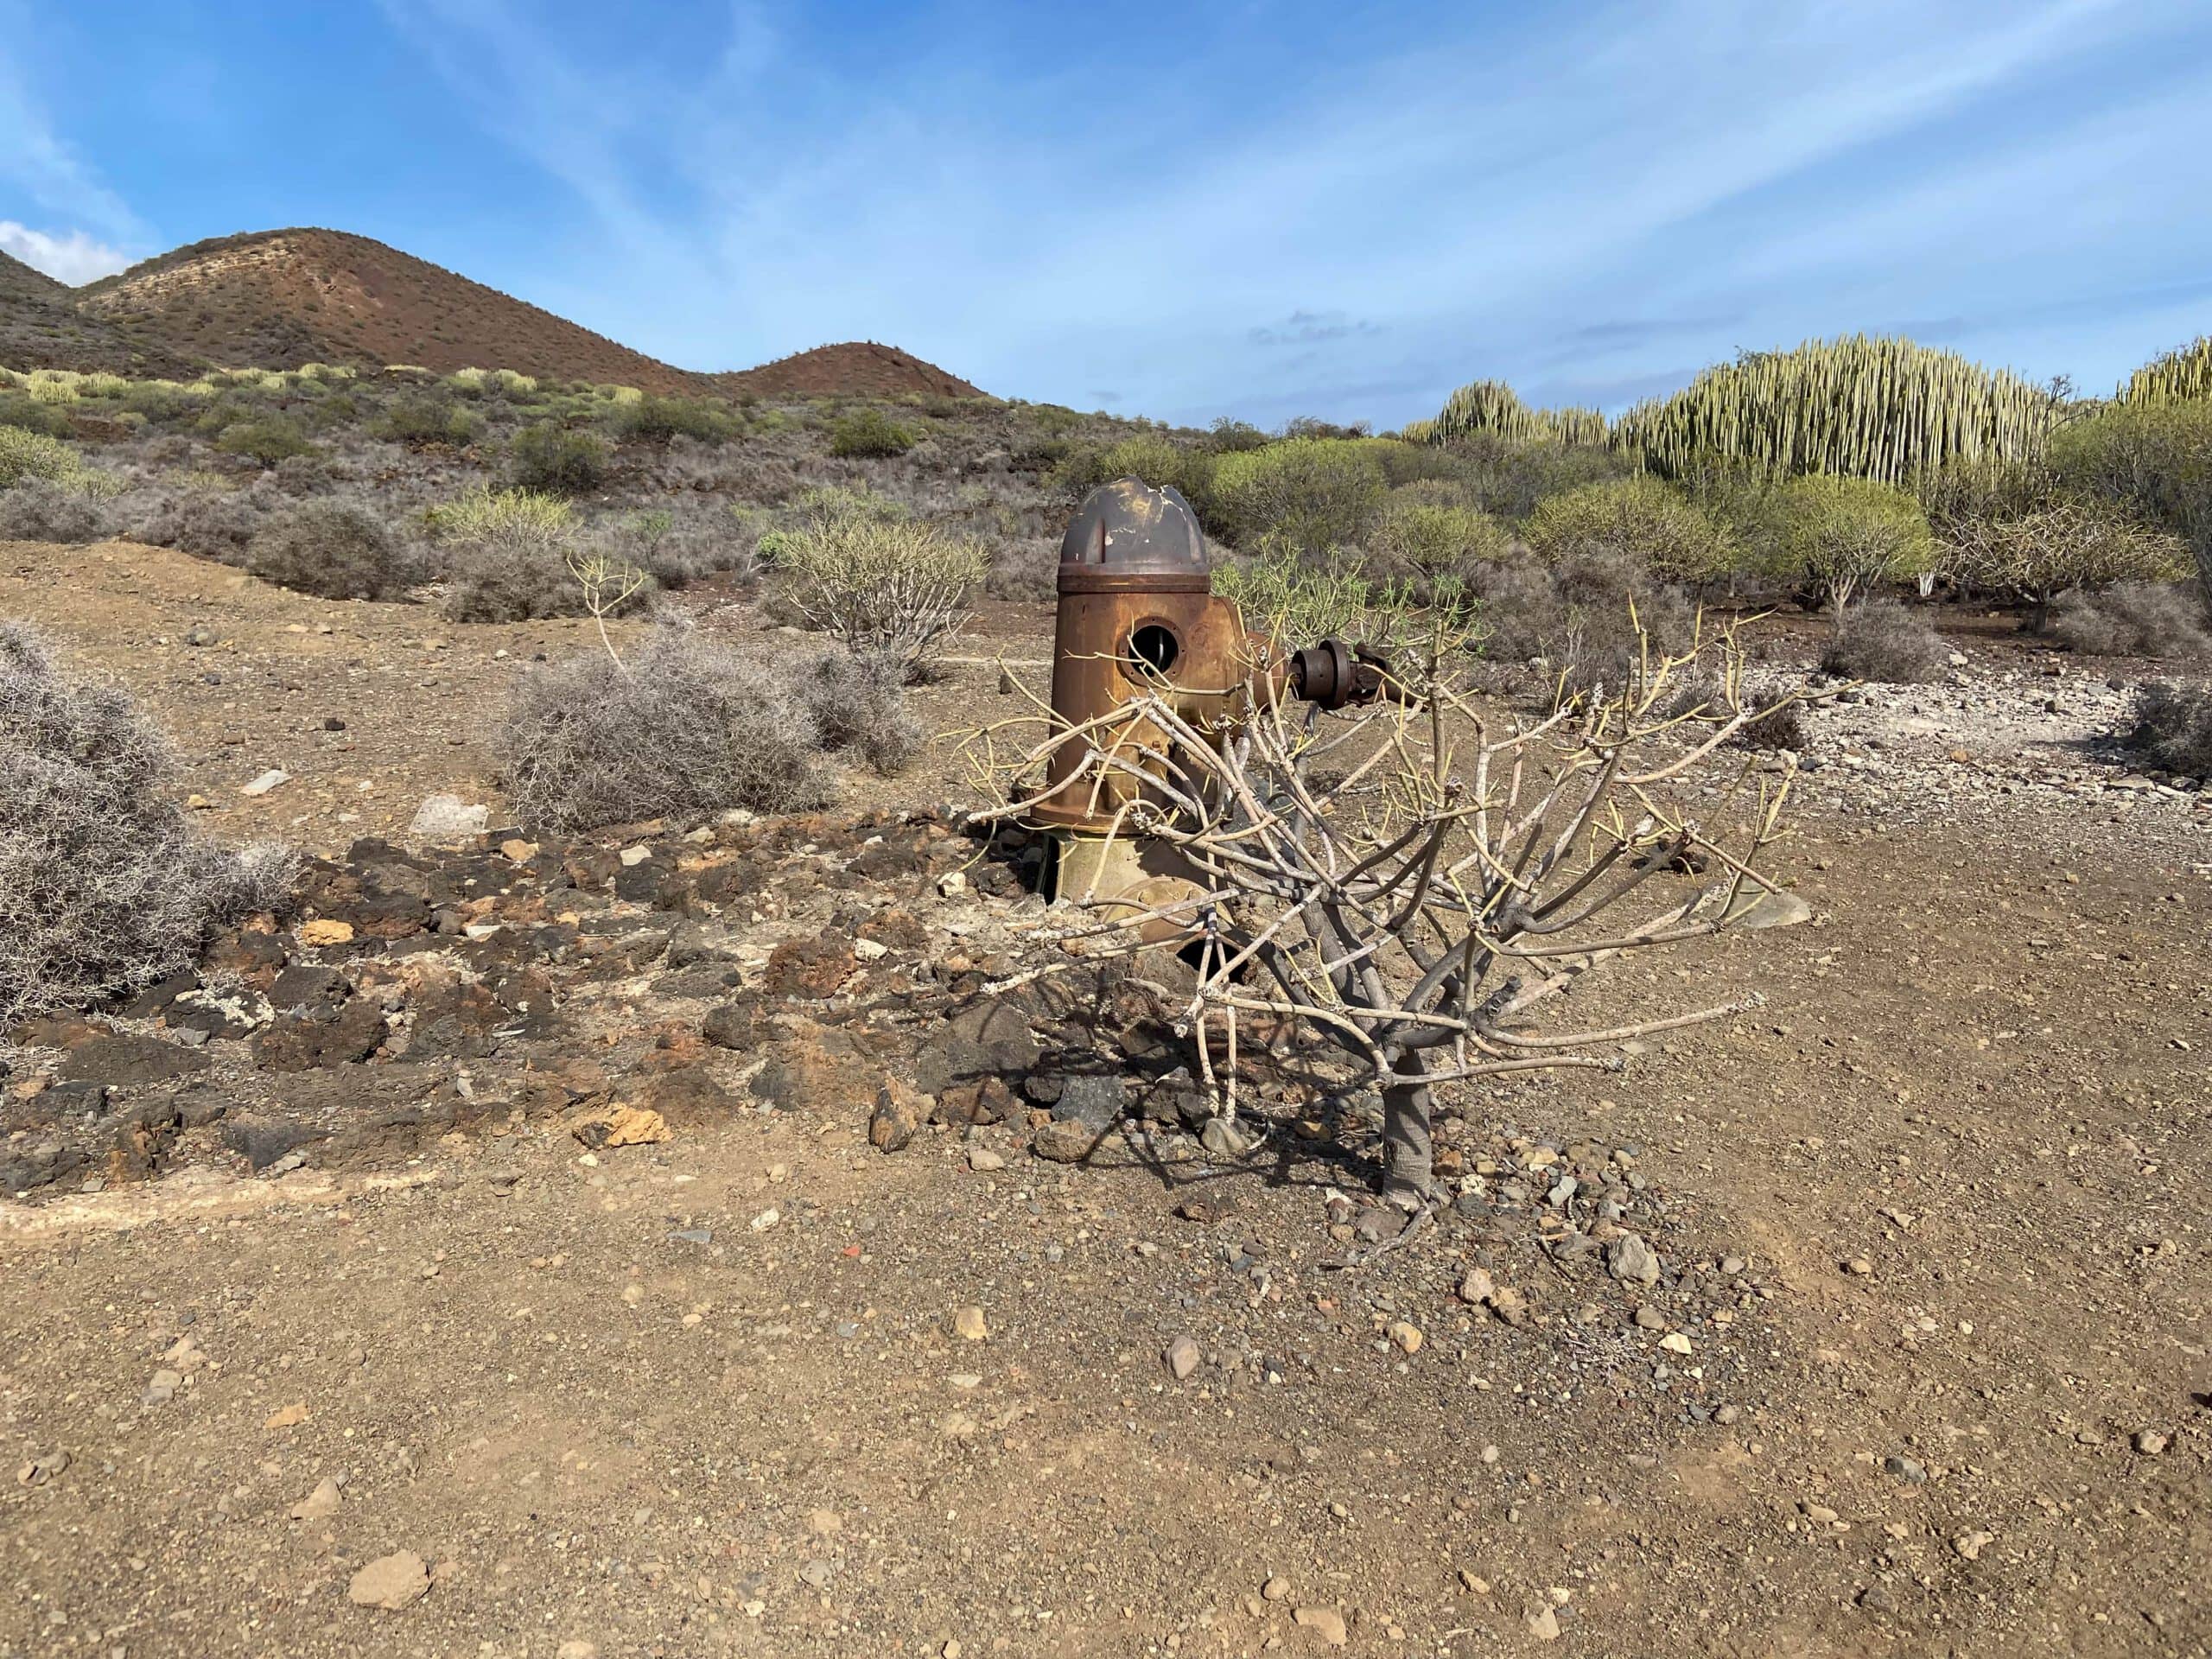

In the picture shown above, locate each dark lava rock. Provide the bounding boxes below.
[701,1000,761,1052]
[222,1118,326,1171]
[267,964,344,1011]
[121,971,201,1020]
[57,1032,210,1088]
[1051,1073,1129,1129]
[763,932,856,1000]
[0,1141,86,1195]
[254,1000,386,1071]
[613,858,664,904]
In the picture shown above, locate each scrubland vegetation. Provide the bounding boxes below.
[2,332,2209,846]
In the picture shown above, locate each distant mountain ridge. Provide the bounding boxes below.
[4,226,983,399]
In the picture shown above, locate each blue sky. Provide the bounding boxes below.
[3,0,2209,429]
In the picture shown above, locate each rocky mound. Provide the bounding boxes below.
[3,801,1777,1411]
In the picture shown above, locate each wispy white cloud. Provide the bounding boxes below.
[0,29,143,243]
[0,220,129,283]
[377,0,2209,424]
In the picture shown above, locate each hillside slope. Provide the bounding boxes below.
[709,340,986,400]
[0,249,200,377]
[74,228,701,393]
[6,227,989,400]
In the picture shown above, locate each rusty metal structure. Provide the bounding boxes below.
[1028,476,1387,927]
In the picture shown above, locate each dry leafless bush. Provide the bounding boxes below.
[968,627,1799,1222]
[498,632,834,831]
[247,500,419,601]
[799,649,924,775]
[1819,600,1949,683]
[0,479,109,544]
[1472,549,1697,696]
[2048,581,2211,660]
[0,623,296,1027]
[2126,682,2212,776]
[127,481,276,563]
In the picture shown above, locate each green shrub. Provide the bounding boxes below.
[1211,437,1387,556]
[1526,475,1731,583]
[774,514,987,678]
[0,396,74,438]
[213,417,316,467]
[375,396,481,447]
[1947,499,2191,617]
[1207,417,1270,453]
[1370,499,1511,575]
[508,423,609,493]
[0,425,81,488]
[2050,402,2212,591]
[1052,435,1219,523]
[614,395,738,444]
[1760,475,1937,611]
[829,407,918,459]
[1214,544,1423,647]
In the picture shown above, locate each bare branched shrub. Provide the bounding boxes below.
[982,536,1058,602]
[0,624,296,1026]
[248,501,416,601]
[1472,550,1697,696]
[968,630,1797,1217]
[498,632,833,830]
[2048,582,2210,660]
[2126,682,2212,775]
[775,512,987,679]
[1819,601,1948,683]
[129,480,276,563]
[0,479,108,543]
[798,649,923,775]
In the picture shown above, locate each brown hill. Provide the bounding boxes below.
[0,248,200,378]
[74,228,700,394]
[6,227,988,400]
[708,341,986,401]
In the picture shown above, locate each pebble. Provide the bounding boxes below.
[1262,1574,1291,1601]
[241,768,290,797]
[2134,1430,2170,1456]
[1952,1529,1994,1561]
[1527,1606,1562,1641]
[1387,1319,1423,1355]
[967,1148,1006,1173]
[1165,1334,1202,1381]
[1292,1606,1347,1646]
[289,1478,342,1520]
[953,1305,988,1342]
[1606,1232,1660,1287]
[346,1550,430,1610]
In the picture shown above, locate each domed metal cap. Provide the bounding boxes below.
[1059,476,1209,575]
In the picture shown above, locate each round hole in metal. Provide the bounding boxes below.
[1128,623,1180,676]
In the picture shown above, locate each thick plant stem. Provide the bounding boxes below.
[1379,1048,1434,1211]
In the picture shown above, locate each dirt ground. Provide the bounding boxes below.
[3,539,2209,1659]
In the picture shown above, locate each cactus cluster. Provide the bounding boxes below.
[1416,378,1610,448]
[2121,336,2212,406]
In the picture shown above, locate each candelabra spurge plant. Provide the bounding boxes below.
[971,632,1801,1218]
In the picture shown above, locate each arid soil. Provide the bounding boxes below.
[3,539,2209,1659]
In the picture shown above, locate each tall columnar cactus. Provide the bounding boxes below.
[1424,379,1610,447]
[2122,337,2212,406]
[1607,336,2055,487]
